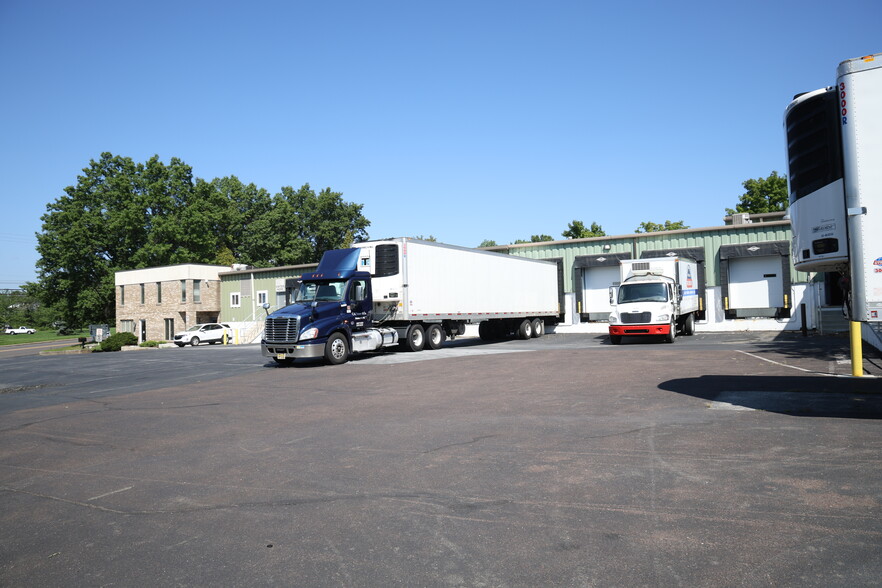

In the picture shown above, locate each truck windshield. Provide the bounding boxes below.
[295,281,345,303]
[618,283,668,303]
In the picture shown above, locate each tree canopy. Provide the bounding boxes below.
[635,220,689,233]
[562,220,605,239]
[726,171,788,215]
[35,152,370,326]
[513,234,553,244]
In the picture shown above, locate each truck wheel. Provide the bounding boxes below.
[517,319,533,340]
[403,324,425,352]
[425,324,445,349]
[665,321,676,344]
[530,318,544,338]
[610,335,622,345]
[683,313,695,336]
[325,332,349,364]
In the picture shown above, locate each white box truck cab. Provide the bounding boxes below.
[261,238,561,365]
[607,257,699,344]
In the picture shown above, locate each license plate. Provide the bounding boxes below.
[276,353,287,360]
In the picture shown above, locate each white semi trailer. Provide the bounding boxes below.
[262,238,561,365]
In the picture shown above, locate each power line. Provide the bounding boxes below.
[0,233,38,245]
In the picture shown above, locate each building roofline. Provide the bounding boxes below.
[481,220,792,252]
[115,262,230,275]
[218,263,318,277]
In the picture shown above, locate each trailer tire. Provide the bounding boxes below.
[403,324,425,352]
[517,319,533,340]
[610,334,621,345]
[478,321,493,341]
[683,313,695,336]
[425,324,445,349]
[530,318,544,338]
[325,332,350,364]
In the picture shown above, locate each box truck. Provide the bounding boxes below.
[261,238,561,365]
[607,257,699,344]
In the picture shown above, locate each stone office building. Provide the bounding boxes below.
[115,264,228,343]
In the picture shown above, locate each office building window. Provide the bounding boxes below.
[193,280,201,303]
[157,282,162,304]
[181,279,187,303]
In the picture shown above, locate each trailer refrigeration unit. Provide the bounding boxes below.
[607,257,700,344]
[785,53,882,323]
[262,238,561,365]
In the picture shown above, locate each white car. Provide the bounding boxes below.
[4,326,36,335]
[173,323,231,347]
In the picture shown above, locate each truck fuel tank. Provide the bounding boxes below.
[350,327,399,353]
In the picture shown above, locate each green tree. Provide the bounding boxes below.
[206,176,273,266]
[726,171,788,215]
[478,239,498,248]
[513,234,554,244]
[242,184,369,266]
[36,153,142,327]
[36,154,370,326]
[635,220,689,233]
[562,220,605,239]
[413,235,437,242]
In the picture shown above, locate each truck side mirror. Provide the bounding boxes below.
[609,286,616,305]
[677,284,683,302]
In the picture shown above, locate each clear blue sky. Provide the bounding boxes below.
[1,0,879,288]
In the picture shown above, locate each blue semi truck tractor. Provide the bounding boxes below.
[261,238,561,365]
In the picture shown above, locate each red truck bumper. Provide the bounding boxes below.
[609,324,671,336]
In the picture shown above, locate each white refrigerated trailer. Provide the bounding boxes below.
[262,238,561,364]
[785,52,882,322]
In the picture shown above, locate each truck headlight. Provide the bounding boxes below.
[657,314,670,322]
[299,327,319,341]
[608,315,618,324]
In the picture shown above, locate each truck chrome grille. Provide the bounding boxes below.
[621,312,651,324]
[265,316,300,343]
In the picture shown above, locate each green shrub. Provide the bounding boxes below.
[98,332,138,352]
[139,340,162,348]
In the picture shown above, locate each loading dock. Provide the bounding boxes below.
[720,241,792,319]
[574,253,632,321]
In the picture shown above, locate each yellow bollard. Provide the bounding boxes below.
[850,321,863,377]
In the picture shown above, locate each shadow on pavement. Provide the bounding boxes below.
[659,374,882,419]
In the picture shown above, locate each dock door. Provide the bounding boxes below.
[720,241,792,319]
[574,253,631,322]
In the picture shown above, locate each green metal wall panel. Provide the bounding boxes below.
[503,222,807,292]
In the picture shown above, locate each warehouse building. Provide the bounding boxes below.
[488,211,826,333]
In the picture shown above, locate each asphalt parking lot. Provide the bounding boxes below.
[1,333,881,586]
